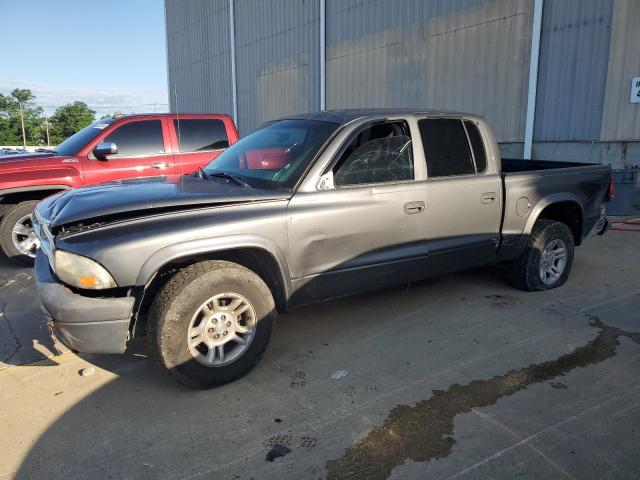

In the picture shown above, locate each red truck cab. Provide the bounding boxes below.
[0,113,238,264]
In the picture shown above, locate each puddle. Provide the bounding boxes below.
[326,318,640,480]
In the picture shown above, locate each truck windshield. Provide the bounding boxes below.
[54,119,115,156]
[203,119,339,190]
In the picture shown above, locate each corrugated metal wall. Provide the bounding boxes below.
[233,0,320,134]
[326,0,532,142]
[534,0,613,141]
[166,0,233,116]
[600,0,640,142]
[165,0,639,157]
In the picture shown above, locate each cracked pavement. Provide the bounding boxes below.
[0,231,639,480]
[0,256,68,369]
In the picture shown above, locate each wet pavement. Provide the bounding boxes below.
[0,230,639,479]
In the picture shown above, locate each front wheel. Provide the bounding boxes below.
[510,219,575,291]
[148,260,276,389]
[0,201,40,265]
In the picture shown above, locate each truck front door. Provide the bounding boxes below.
[287,120,430,304]
[82,118,176,184]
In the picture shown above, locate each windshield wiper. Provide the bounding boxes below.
[208,171,252,188]
[193,167,207,179]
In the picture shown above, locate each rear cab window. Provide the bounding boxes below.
[174,119,229,153]
[464,120,487,173]
[418,118,475,178]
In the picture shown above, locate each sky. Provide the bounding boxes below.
[0,0,168,117]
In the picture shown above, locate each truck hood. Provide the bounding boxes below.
[0,152,56,163]
[0,153,82,192]
[37,175,291,228]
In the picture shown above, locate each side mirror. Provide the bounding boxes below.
[93,142,117,159]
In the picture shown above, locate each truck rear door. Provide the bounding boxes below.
[82,117,176,183]
[417,117,502,271]
[169,116,236,175]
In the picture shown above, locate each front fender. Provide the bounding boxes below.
[134,234,292,299]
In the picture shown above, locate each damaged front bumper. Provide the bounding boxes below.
[34,250,134,354]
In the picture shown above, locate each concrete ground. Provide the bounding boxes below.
[0,230,639,480]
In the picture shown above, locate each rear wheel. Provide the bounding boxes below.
[0,201,39,265]
[510,219,574,291]
[148,260,276,389]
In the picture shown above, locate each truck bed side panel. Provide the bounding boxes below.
[499,164,610,261]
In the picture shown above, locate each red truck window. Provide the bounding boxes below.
[104,120,165,157]
[174,119,229,152]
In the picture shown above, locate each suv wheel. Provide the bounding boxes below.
[510,219,574,291]
[0,201,40,265]
[149,260,276,389]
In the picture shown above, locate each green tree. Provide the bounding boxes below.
[48,101,95,145]
[0,89,45,147]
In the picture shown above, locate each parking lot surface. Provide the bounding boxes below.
[1,230,639,480]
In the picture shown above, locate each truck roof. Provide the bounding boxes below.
[109,113,234,120]
[283,108,483,125]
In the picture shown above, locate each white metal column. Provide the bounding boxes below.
[229,0,238,124]
[524,0,544,160]
[320,0,326,110]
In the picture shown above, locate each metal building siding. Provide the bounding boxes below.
[601,0,640,142]
[233,0,320,135]
[165,0,234,116]
[325,0,532,142]
[534,0,613,141]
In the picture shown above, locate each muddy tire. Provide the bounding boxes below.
[0,201,39,266]
[510,219,574,292]
[148,260,276,389]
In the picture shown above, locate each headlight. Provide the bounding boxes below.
[54,250,117,289]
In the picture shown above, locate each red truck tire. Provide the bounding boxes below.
[0,201,39,265]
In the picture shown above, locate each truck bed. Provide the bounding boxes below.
[498,157,611,262]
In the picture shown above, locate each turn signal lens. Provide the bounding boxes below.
[54,250,117,290]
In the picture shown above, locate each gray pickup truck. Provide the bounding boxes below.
[33,109,612,388]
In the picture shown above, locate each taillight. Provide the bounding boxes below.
[605,176,614,201]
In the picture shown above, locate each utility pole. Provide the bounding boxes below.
[44,116,50,148]
[18,102,26,149]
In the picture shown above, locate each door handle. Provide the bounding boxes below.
[152,162,174,170]
[404,201,425,215]
[481,192,497,204]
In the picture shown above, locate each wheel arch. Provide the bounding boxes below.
[524,194,584,246]
[0,186,71,216]
[131,237,292,337]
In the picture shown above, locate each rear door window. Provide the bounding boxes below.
[464,120,487,173]
[418,118,475,177]
[333,121,414,186]
[174,119,229,152]
[103,120,165,157]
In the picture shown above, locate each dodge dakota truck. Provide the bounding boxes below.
[33,109,612,388]
[0,113,238,264]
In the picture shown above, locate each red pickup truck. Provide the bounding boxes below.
[0,113,238,264]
